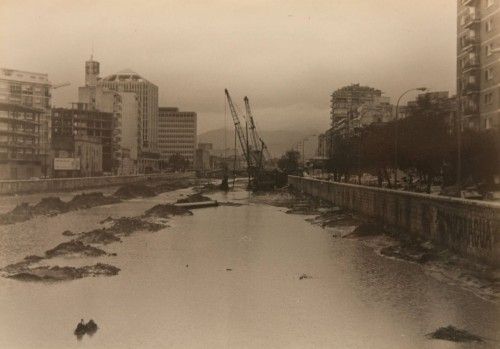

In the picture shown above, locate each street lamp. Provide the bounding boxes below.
[394,87,427,187]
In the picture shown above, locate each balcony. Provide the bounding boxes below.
[463,56,480,71]
[464,12,480,28]
[461,0,477,6]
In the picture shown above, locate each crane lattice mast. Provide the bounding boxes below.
[225,89,253,168]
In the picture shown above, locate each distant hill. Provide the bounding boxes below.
[197,128,320,158]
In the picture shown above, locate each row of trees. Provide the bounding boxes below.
[325,97,500,193]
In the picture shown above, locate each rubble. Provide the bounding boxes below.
[427,326,484,343]
[113,184,156,199]
[144,204,193,218]
[176,193,211,204]
[344,222,385,237]
[107,217,165,236]
[62,230,76,236]
[0,192,121,225]
[7,263,120,282]
[32,197,68,215]
[379,240,436,264]
[67,192,120,210]
[0,203,33,224]
[45,240,107,258]
[77,229,122,245]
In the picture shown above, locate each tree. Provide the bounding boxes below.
[278,150,300,175]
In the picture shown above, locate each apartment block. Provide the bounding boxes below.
[0,68,51,175]
[330,84,388,136]
[0,103,42,179]
[457,0,500,129]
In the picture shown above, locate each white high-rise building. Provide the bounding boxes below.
[78,57,141,173]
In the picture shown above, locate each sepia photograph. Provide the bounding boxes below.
[0,1,499,348]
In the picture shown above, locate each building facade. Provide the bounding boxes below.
[100,69,159,171]
[0,68,51,175]
[51,103,114,172]
[0,103,42,179]
[158,107,197,165]
[457,0,500,129]
[330,84,388,136]
[79,57,140,173]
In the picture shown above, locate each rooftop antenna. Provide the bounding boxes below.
[91,41,94,60]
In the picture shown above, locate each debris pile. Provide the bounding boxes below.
[7,263,120,282]
[144,204,193,218]
[67,192,120,210]
[176,193,211,204]
[77,229,122,245]
[45,240,107,258]
[427,326,484,343]
[0,192,121,225]
[379,240,436,264]
[113,184,156,199]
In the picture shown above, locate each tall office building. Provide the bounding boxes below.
[100,69,158,152]
[158,107,197,164]
[0,68,51,175]
[79,57,141,173]
[457,0,500,129]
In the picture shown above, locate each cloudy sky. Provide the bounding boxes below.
[0,0,456,133]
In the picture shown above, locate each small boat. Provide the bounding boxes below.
[173,200,219,209]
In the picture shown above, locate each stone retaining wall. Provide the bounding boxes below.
[288,176,500,265]
[0,172,195,195]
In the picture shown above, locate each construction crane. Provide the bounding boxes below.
[224,89,253,169]
[243,96,271,164]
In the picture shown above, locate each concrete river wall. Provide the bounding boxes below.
[288,176,500,266]
[0,172,195,195]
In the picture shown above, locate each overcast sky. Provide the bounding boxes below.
[0,0,456,133]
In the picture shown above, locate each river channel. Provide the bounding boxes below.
[0,185,498,348]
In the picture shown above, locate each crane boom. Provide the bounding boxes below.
[244,96,260,151]
[225,89,253,168]
[243,96,271,162]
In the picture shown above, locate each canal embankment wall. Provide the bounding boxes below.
[288,176,500,266]
[0,172,195,195]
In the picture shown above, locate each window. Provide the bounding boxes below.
[486,68,494,80]
[486,19,493,32]
[486,43,494,56]
[484,92,493,104]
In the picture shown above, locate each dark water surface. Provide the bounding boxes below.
[0,187,498,348]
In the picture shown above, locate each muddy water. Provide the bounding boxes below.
[0,187,498,349]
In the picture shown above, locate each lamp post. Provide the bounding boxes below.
[394,87,427,187]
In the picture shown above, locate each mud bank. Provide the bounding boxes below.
[0,192,121,225]
[0,178,196,226]
[0,198,191,282]
[7,263,120,282]
[427,325,484,343]
[261,189,500,302]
